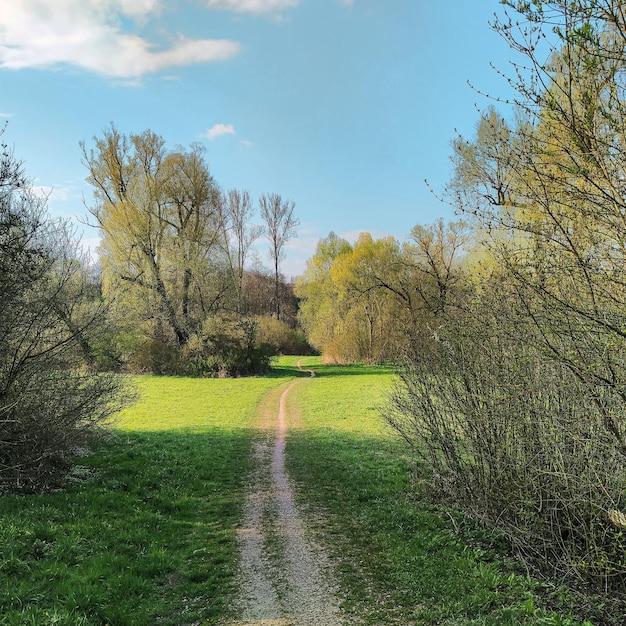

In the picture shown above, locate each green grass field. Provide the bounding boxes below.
[0,358,593,625]
[0,367,298,626]
[287,357,591,625]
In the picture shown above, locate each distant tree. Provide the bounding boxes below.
[401,218,469,320]
[243,265,299,327]
[330,233,409,363]
[296,232,351,359]
[0,134,129,492]
[220,189,262,313]
[446,107,517,213]
[259,193,298,320]
[297,224,469,363]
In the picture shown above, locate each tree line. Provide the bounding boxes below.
[0,123,307,492]
[296,219,467,364]
[297,0,626,602]
[81,124,308,376]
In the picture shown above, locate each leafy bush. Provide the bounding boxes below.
[0,140,130,493]
[256,316,315,355]
[183,316,272,377]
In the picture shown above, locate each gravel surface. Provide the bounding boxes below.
[228,374,345,626]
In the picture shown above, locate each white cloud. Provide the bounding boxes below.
[0,1,241,78]
[118,0,161,18]
[282,256,306,278]
[0,112,12,118]
[286,235,319,255]
[206,0,299,14]
[31,185,72,202]
[204,123,236,139]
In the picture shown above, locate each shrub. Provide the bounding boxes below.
[388,289,626,589]
[256,316,315,355]
[0,141,130,492]
[183,316,272,377]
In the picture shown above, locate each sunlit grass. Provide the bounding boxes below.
[0,359,595,625]
[289,356,395,437]
[286,362,592,625]
[114,373,293,431]
[0,370,294,626]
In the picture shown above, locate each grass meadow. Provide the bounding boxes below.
[286,358,592,625]
[0,357,593,625]
[0,368,297,626]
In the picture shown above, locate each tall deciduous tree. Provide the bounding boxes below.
[82,125,226,348]
[296,232,351,358]
[404,218,469,318]
[220,189,262,313]
[259,192,298,320]
[330,233,408,363]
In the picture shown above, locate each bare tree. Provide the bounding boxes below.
[259,192,298,320]
[220,189,262,313]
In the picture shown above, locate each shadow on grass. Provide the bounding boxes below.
[285,430,589,626]
[0,428,254,626]
[265,365,310,378]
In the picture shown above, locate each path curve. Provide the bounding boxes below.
[229,361,344,626]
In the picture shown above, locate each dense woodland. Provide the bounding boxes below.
[3,0,626,606]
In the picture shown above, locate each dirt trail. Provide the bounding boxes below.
[229,364,344,626]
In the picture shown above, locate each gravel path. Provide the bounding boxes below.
[228,368,345,626]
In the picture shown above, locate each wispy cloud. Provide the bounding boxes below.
[32,184,73,203]
[206,0,299,14]
[0,1,241,79]
[0,112,13,118]
[204,123,236,139]
[286,235,319,255]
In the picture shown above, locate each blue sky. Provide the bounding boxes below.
[0,0,515,277]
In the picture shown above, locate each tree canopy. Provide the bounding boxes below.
[81,125,304,375]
